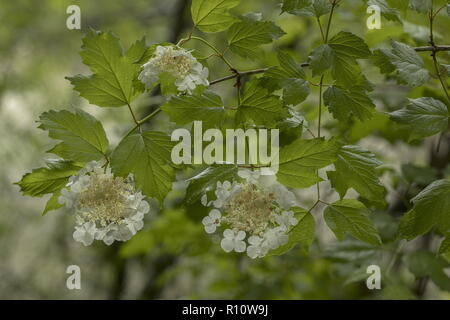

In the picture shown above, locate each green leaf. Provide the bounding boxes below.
[439,237,450,255]
[161,91,225,128]
[264,51,310,105]
[391,97,449,140]
[368,0,401,22]
[16,160,81,197]
[308,32,371,85]
[227,19,285,58]
[323,85,376,122]
[67,30,144,107]
[327,32,372,87]
[282,79,310,106]
[38,109,109,162]
[401,164,438,185]
[372,49,396,74]
[281,0,311,14]
[277,138,340,188]
[236,79,288,126]
[42,191,63,216]
[270,207,315,255]
[309,0,332,17]
[266,51,306,79]
[406,250,450,291]
[16,160,82,216]
[385,40,429,87]
[186,165,239,204]
[308,45,333,77]
[409,0,432,13]
[324,199,382,246]
[281,0,331,18]
[277,109,306,145]
[191,0,240,33]
[399,179,450,239]
[327,145,386,204]
[110,132,175,203]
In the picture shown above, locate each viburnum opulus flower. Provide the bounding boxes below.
[138,45,209,94]
[201,169,299,259]
[58,161,150,246]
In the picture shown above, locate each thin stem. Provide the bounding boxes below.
[429,9,435,46]
[313,0,338,206]
[198,53,218,60]
[386,240,405,277]
[185,36,235,70]
[124,107,162,138]
[432,54,450,105]
[317,17,326,42]
[237,163,271,169]
[432,4,448,19]
[210,68,269,85]
[324,0,338,43]
[306,127,316,138]
[415,45,450,52]
[436,131,445,153]
[429,6,450,107]
[318,75,324,138]
[126,103,140,126]
[236,82,241,105]
[101,154,110,169]
[308,200,320,213]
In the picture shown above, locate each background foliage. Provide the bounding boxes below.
[1,0,450,299]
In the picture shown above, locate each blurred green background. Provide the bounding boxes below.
[1,0,449,299]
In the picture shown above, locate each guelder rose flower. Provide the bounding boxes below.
[200,168,300,259]
[246,235,269,259]
[138,45,209,94]
[274,211,298,229]
[202,209,221,234]
[58,161,150,246]
[221,229,246,253]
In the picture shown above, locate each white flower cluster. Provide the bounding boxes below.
[201,169,299,259]
[138,45,209,94]
[58,161,150,246]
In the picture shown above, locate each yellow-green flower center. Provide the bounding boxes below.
[78,174,133,226]
[222,183,277,235]
[155,48,193,78]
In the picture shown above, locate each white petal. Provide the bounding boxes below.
[73,226,94,246]
[204,224,216,234]
[248,235,262,245]
[201,194,208,206]
[110,225,131,242]
[213,199,223,208]
[247,246,259,259]
[131,219,144,232]
[209,209,221,220]
[202,216,213,226]
[138,200,150,214]
[223,229,234,239]
[236,230,246,241]
[234,240,246,253]
[103,236,115,246]
[220,238,234,252]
